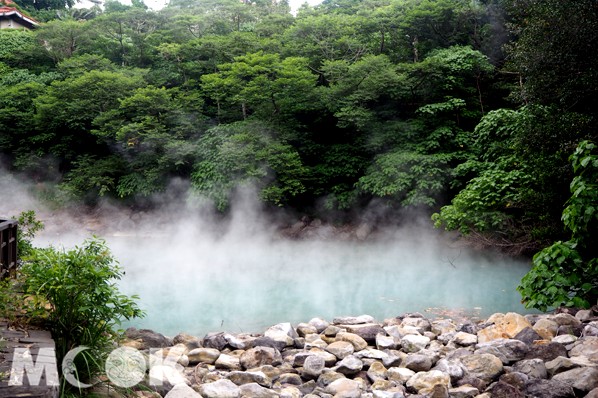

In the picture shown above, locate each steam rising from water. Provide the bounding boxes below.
[2,171,532,337]
[107,231,531,336]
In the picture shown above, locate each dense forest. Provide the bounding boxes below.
[1,0,597,306]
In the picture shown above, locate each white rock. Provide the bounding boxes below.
[406,370,450,394]
[552,334,578,345]
[452,332,477,346]
[384,325,421,339]
[239,382,280,398]
[301,355,326,379]
[198,379,241,398]
[431,319,457,335]
[188,347,221,365]
[387,367,415,383]
[333,315,375,325]
[533,318,559,340]
[353,348,389,360]
[401,317,431,333]
[326,378,362,395]
[325,340,354,359]
[279,386,302,398]
[308,317,330,333]
[215,354,242,370]
[376,333,397,350]
[304,334,328,349]
[401,334,430,352]
[336,355,363,375]
[164,384,201,398]
[265,323,297,347]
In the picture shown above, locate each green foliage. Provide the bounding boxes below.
[57,54,117,77]
[561,141,598,246]
[505,0,598,114]
[518,141,598,311]
[31,69,145,167]
[201,51,318,121]
[432,104,590,251]
[321,54,401,130]
[518,241,589,311]
[14,0,75,11]
[283,13,370,65]
[0,69,61,86]
[14,210,45,259]
[36,70,145,132]
[191,121,307,210]
[87,9,162,67]
[0,29,36,68]
[35,20,92,64]
[391,0,489,60]
[59,155,127,201]
[91,86,204,198]
[19,238,144,388]
[399,45,494,120]
[0,81,47,158]
[432,160,533,233]
[358,151,451,207]
[308,142,367,210]
[1,0,594,237]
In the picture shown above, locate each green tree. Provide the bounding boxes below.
[32,69,145,168]
[34,19,91,64]
[282,13,371,66]
[88,9,162,67]
[166,0,259,33]
[0,82,47,167]
[191,121,307,210]
[15,0,75,11]
[518,141,598,311]
[169,32,264,82]
[20,238,144,390]
[505,0,598,114]
[320,54,401,131]
[357,151,453,207]
[88,86,203,198]
[432,105,593,253]
[201,51,318,122]
[1,29,54,72]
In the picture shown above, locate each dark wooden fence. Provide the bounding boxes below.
[0,219,17,279]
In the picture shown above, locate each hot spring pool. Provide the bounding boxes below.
[102,227,532,337]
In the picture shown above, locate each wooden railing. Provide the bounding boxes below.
[0,219,17,279]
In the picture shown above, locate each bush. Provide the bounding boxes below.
[14,210,45,259]
[19,237,144,391]
[518,141,598,311]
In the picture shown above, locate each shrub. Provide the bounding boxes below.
[19,237,145,392]
[518,141,598,311]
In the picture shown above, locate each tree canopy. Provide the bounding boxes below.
[1,0,597,309]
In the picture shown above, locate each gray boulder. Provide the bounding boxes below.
[198,379,242,398]
[512,358,548,379]
[551,367,598,393]
[524,378,575,398]
[336,355,363,375]
[240,347,282,370]
[301,355,326,379]
[459,353,503,381]
[239,382,280,398]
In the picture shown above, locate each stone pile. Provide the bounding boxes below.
[120,308,598,398]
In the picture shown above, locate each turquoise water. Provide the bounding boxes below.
[106,229,532,337]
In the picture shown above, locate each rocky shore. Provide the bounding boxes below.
[116,308,598,398]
